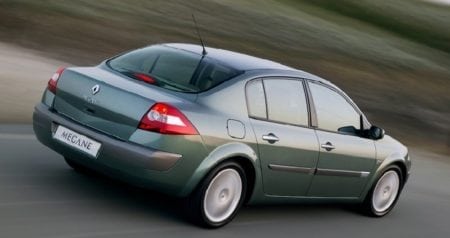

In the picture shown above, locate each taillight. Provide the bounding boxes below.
[47,67,65,94]
[138,103,198,135]
[133,73,156,84]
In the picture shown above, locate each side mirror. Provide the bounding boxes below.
[338,126,359,135]
[369,125,384,140]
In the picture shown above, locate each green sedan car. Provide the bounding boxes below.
[33,43,411,228]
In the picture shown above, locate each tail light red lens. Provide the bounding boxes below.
[138,103,198,135]
[47,67,65,94]
[133,73,156,84]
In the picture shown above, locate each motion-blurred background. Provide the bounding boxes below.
[0,0,449,155]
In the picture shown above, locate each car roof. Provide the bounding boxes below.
[164,43,294,71]
[163,43,333,86]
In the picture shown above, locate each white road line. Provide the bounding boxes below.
[0,133,36,140]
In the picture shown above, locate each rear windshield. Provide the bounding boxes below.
[107,45,242,93]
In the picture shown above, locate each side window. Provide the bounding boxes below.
[264,79,309,126]
[308,82,360,132]
[246,79,267,119]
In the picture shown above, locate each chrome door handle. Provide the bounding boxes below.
[262,133,279,144]
[321,142,335,151]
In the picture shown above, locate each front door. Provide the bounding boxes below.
[306,82,376,197]
[246,78,319,196]
[310,131,376,197]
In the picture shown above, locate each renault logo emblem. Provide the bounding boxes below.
[91,85,100,95]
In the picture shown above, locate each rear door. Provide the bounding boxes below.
[247,78,319,196]
[306,81,376,198]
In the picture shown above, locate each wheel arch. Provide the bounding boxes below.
[228,156,257,203]
[360,155,408,201]
[179,142,261,199]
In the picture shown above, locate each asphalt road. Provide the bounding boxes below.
[1,125,449,238]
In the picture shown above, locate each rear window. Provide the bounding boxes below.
[107,45,242,93]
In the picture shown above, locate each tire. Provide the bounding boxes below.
[187,161,247,228]
[363,165,403,217]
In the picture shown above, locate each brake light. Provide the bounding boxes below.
[138,103,198,135]
[47,67,65,94]
[133,73,156,84]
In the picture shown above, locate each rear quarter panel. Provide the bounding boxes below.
[177,73,264,198]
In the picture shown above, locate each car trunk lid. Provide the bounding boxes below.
[53,66,189,140]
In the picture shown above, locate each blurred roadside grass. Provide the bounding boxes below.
[294,0,450,54]
[0,0,449,154]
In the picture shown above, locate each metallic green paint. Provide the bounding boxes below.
[358,135,409,201]
[34,103,190,194]
[42,89,55,107]
[54,69,154,140]
[308,130,376,197]
[33,44,410,208]
[180,142,260,197]
[251,119,319,196]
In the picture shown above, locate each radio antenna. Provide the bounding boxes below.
[192,14,207,56]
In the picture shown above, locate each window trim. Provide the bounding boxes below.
[303,79,317,128]
[245,77,312,128]
[244,78,267,120]
[261,79,270,120]
[306,80,371,136]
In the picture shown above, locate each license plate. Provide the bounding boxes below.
[53,125,101,158]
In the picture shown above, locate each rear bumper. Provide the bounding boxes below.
[33,103,188,195]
